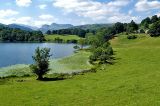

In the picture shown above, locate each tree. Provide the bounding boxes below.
[114,22,124,33]
[151,15,159,23]
[78,38,86,49]
[148,20,160,37]
[30,47,52,80]
[88,29,114,64]
[46,30,51,35]
[89,42,113,64]
[140,17,151,29]
[127,20,138,33]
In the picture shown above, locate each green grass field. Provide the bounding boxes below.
[1,34,160,106]
[45,34,81,43]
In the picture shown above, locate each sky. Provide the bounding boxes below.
[0,0,160,27]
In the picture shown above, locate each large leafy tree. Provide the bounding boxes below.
[140,17,151,29]
[151,15,159,23]
[114,22,124,34]
[30,47,52,80]
[148,20,160,37]
[127,20,138,33]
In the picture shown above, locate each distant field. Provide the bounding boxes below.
[1,34,160,105]
[45,34,81,43]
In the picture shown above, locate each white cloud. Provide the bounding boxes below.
[0,9,19,18]
[107,14,140,23]
[52,0,134,23]
[35,14,58,27]
[0,14,58,28]
[16,0,32,7]
[39,14,55,20]
[15,17,33,25]
[135,0,160,11]
[107,0,130,7]
[156,12,160,17]
[38,4,47,9]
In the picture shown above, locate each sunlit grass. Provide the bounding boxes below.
[1,34,160,105]
[45,34,81,43]
[0,64,31,77]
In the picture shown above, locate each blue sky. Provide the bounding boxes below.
[0,0,160,27]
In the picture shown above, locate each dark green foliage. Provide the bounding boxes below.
[51,28,87,37]
[88,29,114,64]
[114,22,125,34]
[78,38,86,49]
[127,20,138,33]
[30,47,52,80]
[46,30,52,35]
[73,45,80,50]
[67,39,78,43]
[54,37,63,43]
[140,17,151,29]
[151,15,159,23]
[140,15,160,32]
[148,20,160,37]
[127,35,137,39]
[0,25,44,42]
[89,42,113,64]
[139,29,145,33]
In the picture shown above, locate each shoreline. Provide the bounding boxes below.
[0,50,92,78]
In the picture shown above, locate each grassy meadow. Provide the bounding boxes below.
[1,34,160,105]
[45,34,81,43]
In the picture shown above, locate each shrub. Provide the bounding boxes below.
[73,45,80,50]
[67,40,78,43]
[89,42,114,64]
[54,37,63,43]
[127,35,137,39]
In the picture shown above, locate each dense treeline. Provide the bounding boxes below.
[0,25,44,42]
[140,15,160,37]
[45,20,139,40]
[100,15,160,38]
[46,28,96,38]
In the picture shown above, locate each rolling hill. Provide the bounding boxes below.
[8,24,33,31]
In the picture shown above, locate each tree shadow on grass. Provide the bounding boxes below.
[40,77,66,81]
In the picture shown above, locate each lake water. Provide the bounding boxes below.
[0,43,76,68]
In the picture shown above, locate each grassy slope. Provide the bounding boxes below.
[1,34,160,105]
[49,51,92,74]
[45,34,81,42]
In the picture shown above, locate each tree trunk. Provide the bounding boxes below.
[37,74,43,80]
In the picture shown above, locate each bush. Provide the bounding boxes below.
[73,45,80,50]
[54,37,63,43]
[89,42,114,64]
[67,39,78,43]
[139,29,145,33]
[148,21,160,37]
[127,35,137,39]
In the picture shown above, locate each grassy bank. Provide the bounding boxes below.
[45,34,81,43]
[1,34,160,105]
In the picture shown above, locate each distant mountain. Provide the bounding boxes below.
[73,24,114,30]
[21,24,39,30]
[4,23,114,33]
[39,23,74,33]
[8,24,33,31]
